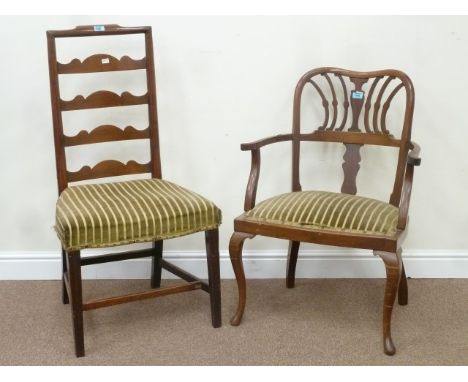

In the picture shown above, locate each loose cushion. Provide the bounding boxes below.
[244,191,398,236]
[55,178,221,251]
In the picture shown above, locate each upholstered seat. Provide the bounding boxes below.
[56,178,222,251]
[244,191,398,236]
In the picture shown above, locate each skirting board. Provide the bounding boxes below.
[0,249,467,280]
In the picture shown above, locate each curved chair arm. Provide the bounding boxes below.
[241,134,293,151]
[241,134,293,211]
[397,141,421,230]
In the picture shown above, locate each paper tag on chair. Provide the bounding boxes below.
[94,25,106,32]
[351,90,365,100]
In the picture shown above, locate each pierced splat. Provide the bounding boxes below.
[373,77,395,134]
[309,79,329,130]
[349,77,368,132]
[364,76,383,133]
[305,72,405,136]
[341,143,362,195]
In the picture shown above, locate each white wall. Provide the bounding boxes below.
[1,16,467,277]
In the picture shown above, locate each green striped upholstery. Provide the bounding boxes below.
[244,191,398,236]
[55,178,221,251]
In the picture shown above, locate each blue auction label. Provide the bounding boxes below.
[351,90,364,100]
[94,25,106,32]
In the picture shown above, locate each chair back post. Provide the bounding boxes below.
[47,31,68,195]
[144,27,162,179]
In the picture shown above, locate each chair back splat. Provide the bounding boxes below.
[291,68,415,207]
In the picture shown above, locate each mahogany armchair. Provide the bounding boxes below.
[47,25,221,357]
[229,67,421,355]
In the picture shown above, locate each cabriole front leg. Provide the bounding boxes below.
[229,232,254,326]
[375,249,403,356]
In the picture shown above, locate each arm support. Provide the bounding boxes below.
[241,134,293,211]
[397,141,421,230]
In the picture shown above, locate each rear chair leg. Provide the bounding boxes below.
[229,232,254,326]
[62,249,69,304]
[375,249,403,356]
[67,251,85,357]
[151,241,163,288]
[286,241,300,288]
[398,262,408,306]
[205,229,221,328]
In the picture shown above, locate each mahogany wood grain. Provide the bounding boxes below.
[61,90,148,111]
[374,248,403,356]
[58,54,146,74]
[82,282,202,311]
[398,263,408,306]
[349,78,367,132]
[66,251,84,357]
[66,159,151,182]
[229,67,421,356]
[80,248,155,266]
[286,241,300,288]
[61,249,69,304]
[244,149,260,211]
[161,259,210,292]
[151,241,163,289]
[64,125,150,146]
[229,232,255,326]
[206,229,222,327]
[144,29,162,179]
[234,218,398,253]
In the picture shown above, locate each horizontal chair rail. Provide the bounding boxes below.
[234,218,398,253]
[58,55,146,74]
[241,131,401,151]
[66,159,151,182]
[63,125,150,147]
[80,248,156,266]
[161,259,210,292]
[47,25,150,38]
[61,91,148,111]
[81,282,202,311]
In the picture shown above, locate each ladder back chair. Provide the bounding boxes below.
[229,67,421,355]
[47,25,221,357]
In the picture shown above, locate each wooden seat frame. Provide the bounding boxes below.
[229,67,421,355]
[47,25,221,357]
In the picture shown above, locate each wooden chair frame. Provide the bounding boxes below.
[47,25,221,357]
[229,67,421,355]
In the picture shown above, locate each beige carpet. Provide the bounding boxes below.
[0,279,467,365]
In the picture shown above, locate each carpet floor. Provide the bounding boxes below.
[0,279,467,365]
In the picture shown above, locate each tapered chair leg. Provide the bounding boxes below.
[66,251,85,357]
[375,249,402,356]
[151,241,163,289]
[62,249,69,304]
[229,232,254,326]
[286,241,300,288]
[205,229,221,328]
[398,261,408,306]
